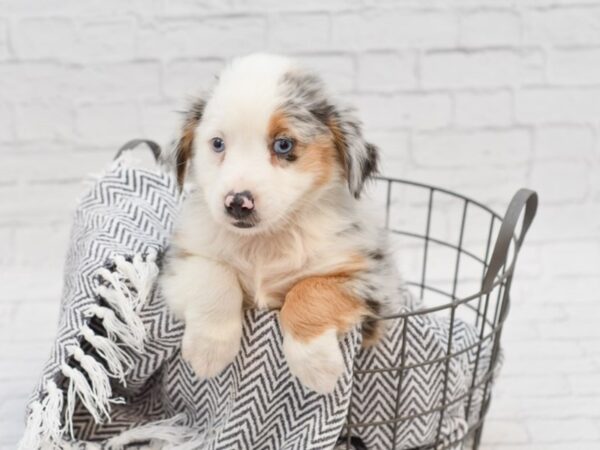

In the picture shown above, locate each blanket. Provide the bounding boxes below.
[20,149,496,450]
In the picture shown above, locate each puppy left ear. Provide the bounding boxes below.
[172,98,206,189]
[327,107,379,198]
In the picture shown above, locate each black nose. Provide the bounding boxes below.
[224,191,255,220]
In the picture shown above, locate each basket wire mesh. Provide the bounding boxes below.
[341,177,538,450]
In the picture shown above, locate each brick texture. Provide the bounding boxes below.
[1,1,598,449]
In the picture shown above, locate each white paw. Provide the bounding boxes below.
[182,326,241,378]
[283,329,345,394]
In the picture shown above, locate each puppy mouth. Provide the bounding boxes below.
[233,221,255,229]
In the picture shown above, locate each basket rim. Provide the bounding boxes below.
[374,175,503,221]
[373,176,530,319]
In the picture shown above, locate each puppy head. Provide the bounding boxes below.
[174,53,378,234]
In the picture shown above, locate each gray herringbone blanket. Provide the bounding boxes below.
[20,154,495,450]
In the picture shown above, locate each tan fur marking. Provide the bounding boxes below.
[177,124,194,187]
[296,136,337,188]
[268,111,290,166]
[280,252,378,342]
[326,117,349,180]
[281,275,368,342]
[268,110,289,140]
[267,110,340,187]
[175,98,206,188]
[279,254,367,337]
[176,119,198,187]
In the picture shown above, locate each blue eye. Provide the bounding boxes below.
[273,138,294,155]
[211,137,225,153]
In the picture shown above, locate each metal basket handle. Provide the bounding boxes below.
[481,188,538,294]
[114,139,162,161]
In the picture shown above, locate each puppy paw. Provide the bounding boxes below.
[283,329,345,394]
[182,326,241,378]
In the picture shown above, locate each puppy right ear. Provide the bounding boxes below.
[174,98,206,188]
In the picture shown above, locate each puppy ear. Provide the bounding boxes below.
[174,98,206,188]
[327,107,379,198]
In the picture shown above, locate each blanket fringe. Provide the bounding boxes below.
[80,324,132,384]
[85,305,145,351]
[65,345,119,424]
[113,251,159,309]
[62,363,105,436]
[94,278,146,346]
[19,401,43,450]
[18,380,64,450]
[42,380,64,446]
[27,413,202,450]
[106,413,200,449]
[19,250,159,448]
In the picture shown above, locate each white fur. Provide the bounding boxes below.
[162,53,401,393]
[283,328,345,394]
[192,54,319,236]
[162,255,243,377]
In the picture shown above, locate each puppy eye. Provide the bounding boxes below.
[211,137,225,153]
[273,138,294,155]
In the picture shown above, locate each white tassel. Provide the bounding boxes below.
[112,250,158,311]
[94,281,146,346]
[112,255,138,289]
[41,380,64,447]
[94,272,135,315]
[133,250,159,309]
[80,324,132,384]
[85,305,145,351]
[67,345,114,420]
[62,363,104,437]
[18,379,66,450]
[18,401,43,450]
[54,251,159,441]
[106,413,199,449]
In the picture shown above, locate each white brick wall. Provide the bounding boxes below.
[1,1,599,448]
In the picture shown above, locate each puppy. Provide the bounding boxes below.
[160,53,402,394]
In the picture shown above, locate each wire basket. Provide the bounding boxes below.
[115,141,538,449]
[339,177,538,450]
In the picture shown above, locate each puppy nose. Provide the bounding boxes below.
[224,191,255,219]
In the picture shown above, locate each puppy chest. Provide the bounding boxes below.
[237,266,298,310]
[228,231,360,310]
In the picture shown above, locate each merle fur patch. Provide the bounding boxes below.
[279,69,379,198]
